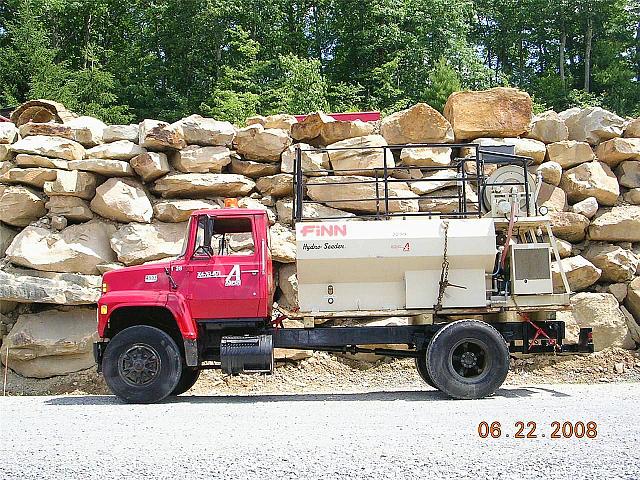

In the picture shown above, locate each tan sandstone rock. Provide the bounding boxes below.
[526,110,568,143]
[230,158,280,178]
[546,140,595,168]
[0,144,10,162]
[256,173,294,198]
[262,114,298,132]
[11,135,85,161]
[462,137,546,164]
[583,243,639,282]
[565,107,625,144]
[110,222,187,265]
[6,220,116,274]
[0,268,101,305]
[623,118,640,138]
[45,196,93,222]
[559,161,619,206]
[237,197,276,225]
[44,170,97,200]
[139,119,186,150]
[589,206,640,242]
[0,122,18,144]
[14,153,69,169]
[68,158,134,177]
[281,144,329,176]
[103,124,139,143]
[235,124,292,162]
[532,161,562,186]
[130,152,170,182]
[0,223,18,256]
[153,200,218,223]
[291,112,374,145]
[65,116,107,147]
[444,87,532,140]
[0,308,99,378]
[18,121,73,140]
[624,188,640,204]
[171,145,232,173]
[306,175,419,214]
[538,183,567,212]
[269,223,296,263]
[400,147,452,167]
[409,169,458,195]
[380,103,454,144]
[615,161,640,188]
[326,135,390,175]
[0,167,58,188]
[551,255,601,292]
[570,197,599,219]
[595,138,640,167]
[625,277,640,322]
[90,178,153,223]
[277,263,298,309]
[549,211,590,242]
[0,185,46,227]
[152,173,255,198]
[85,140,145,161]
[178,114,236,146]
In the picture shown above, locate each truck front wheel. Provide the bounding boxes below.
[103,325,183,404]
[171,367,201,396]
[426,320,509,400]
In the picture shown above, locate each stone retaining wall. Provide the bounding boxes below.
[0,89,639,379]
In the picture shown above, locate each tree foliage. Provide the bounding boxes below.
[0,0,638,123]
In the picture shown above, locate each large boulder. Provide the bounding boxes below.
[18,121,74,140]
[583,243,639,283]
[103,124,139,143]
[171,145,232,173]
[229,158,280,178]
[0,223,18,256]
[153,200,218,223]
[546,140,595,168]
[85,140,145,161]
[0,267,100,305]
[177,114,236,146]
[549,211,590,242]
[0,167,58,188]
[526,110,568,144]
[68,158,134,177]
[10,99,75,126]
[551,255,601,292]
[399,146,452,167]
[443,87,532,140]
[248,114,298,132]
[537,183,567,212]
[277,263,298,309]
[43,170,98,200]
[269,223,296,263]
[234,124,292,162]
[281,144,329,176]
[380,103,454,144]
[0,308,98,378]
[14,153,69,169]
[570,196,599,219]
[11,135,85,161]
[589,206,640,242]
[532,161,562,186]
[326,135,390,175]
[419,187,477,214]
[65,116,107,147]
[291,112,374,145]
[624,118,640,138]
[237,197,276,225]
[256,173,293,198]
[306,176,419,214]
[152,173,255,198]
[45,196,93,222]
[0,185,46,227]
[138,119,186,150]
[275,198,354,225]
[567,293,636,350]
[110,222,186,265]
[564,107,625,144]
[0,122,18,144]
[409,169,458,195]
[462,137,546,164]
[625,277,640,322]
[0,144,10,162]
[624,188,640,205]
[130,152,170,182]
[595,138,640,167]
[615,161,640,188]
[90,178,153,223]
[5,221,116,274]
[559,161,619,206]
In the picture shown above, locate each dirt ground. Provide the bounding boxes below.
[3,347,640,397]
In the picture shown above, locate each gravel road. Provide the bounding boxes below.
[1,383,639,480]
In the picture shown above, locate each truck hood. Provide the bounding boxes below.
[102,260,173,293]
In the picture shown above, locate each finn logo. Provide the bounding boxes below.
[299,224,347,237]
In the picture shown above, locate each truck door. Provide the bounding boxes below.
[186,214,262,320]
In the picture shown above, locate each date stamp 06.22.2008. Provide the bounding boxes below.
[477,421,598,439]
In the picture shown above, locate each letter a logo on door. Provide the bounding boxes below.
[225,264,241,287]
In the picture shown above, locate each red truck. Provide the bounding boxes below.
[95,143,594,403]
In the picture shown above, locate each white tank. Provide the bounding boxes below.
[295,218,497,313]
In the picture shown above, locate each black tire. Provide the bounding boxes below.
[426,320,509,400]
[171,367,201,396]
[102,325,183,404]
[414,352,437,389]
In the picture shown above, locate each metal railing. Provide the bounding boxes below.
[292,142,533,223]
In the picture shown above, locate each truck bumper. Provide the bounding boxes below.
[93,341,107,373]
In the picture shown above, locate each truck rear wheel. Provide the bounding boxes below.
[426,320,509,400]
[171,367,201,396]
[414,353,437,389]
[103,325,183,404]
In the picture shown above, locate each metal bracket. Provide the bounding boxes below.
[183,339,198,366]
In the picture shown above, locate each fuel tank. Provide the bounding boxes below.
[295,218,497,312]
